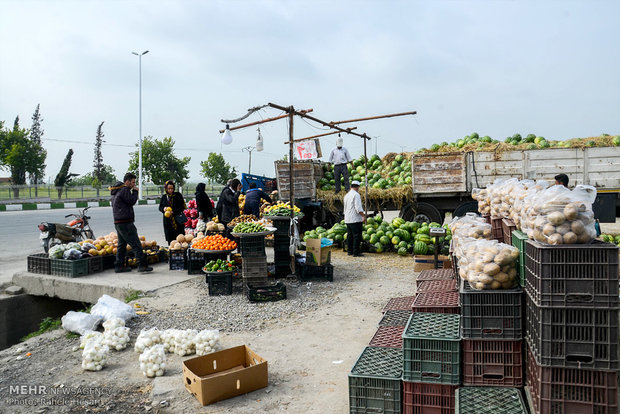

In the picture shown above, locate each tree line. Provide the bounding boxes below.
[0,106,239,198]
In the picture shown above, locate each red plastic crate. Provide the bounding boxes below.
[417,279,457,293]
[502,218,516,245]
[417,269,454,282]
[412,291,460,314]
[369,326,405,348]
[462,339,523,387]
[491,216,503,242]
[383,296,416,313]
[402,381,457,414]
[526,346,618,414]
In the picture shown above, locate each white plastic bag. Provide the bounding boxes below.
[61,311,102,335]
[90,294,136,323]
[194,329,221,356]
[139,344,166,377]
[455,238,519,290]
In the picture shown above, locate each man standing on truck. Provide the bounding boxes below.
[344,180,366,257]
[329,136,353,194]
[554,173,569,187]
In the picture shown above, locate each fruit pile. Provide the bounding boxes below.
[170,233,194,250]
[183,200,199,231]
[190,234,237,251]
[600,234,620,247]
[228,214,257,227]
[203,259,236,273]
[263,202,302,217]
[232,222,266,234]
[319,154,412,191]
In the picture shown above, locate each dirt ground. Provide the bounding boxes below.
[0,250,419,414]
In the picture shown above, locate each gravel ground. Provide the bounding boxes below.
[0,249,419,413]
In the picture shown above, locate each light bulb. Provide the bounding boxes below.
[221,124,233,145]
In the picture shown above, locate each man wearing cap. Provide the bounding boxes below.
[344,180,366,257]
[328,136,353,194]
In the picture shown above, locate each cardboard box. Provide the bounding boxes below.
[183,345,268,406]
[305,238,332,266]
[413,255,452,272]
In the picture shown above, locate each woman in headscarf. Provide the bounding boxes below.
[195,183,214,221]
[158,180,186,245]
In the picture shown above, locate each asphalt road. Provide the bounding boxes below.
[0,205,165,286]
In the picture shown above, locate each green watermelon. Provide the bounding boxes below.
[414,241,428,255]
[398,247,408,256]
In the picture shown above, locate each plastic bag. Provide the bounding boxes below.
[139,344,166,377]
[449,214,492,252]
[471,188,490,215]
[63,248,82,260]
[90,294,137,323]
[488,178,507,218]
[61,311,102,335]
[81,242,97,252]
[194,329,221,356]
[529,184,597,245]
[455,238,519,290]
[48,244,66,259]
[135,328,162,353]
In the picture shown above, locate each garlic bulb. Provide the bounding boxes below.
[194,330,220,356]
[134,328,162,353]
[139,344,166,378]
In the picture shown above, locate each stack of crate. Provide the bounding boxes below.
[239,235,268,290]
[524,239,619,414]
[271,217,292,277]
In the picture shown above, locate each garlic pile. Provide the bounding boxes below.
[102,317,125,330]
[81,337,109,371]
[194,330,220,356]
[102,317,130,351]
[139,344,166,378]
[174,329,198,356]
[80,331,103,349]
[134,328,162,353]
[161,329,181,354]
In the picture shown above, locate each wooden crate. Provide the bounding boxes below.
[275,160,323,201]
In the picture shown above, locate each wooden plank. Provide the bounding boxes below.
[412,153,466,193]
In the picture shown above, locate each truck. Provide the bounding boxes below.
[275,146,620,229]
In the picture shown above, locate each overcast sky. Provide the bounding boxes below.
[1,0,618,185]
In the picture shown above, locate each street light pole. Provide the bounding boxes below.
[132,50,149,199]
[242,146,255,174]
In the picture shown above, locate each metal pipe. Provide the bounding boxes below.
[284,127,358,144]
[218,109,313,133]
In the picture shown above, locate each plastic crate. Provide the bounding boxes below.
[502,218,516,245]
[460,279,523,340]
[417,279,457,293]
[186,249,206,275]
[526,345,618,414]
[524,239,619,308]
[382,296,416,313]
[490,216,503,242]
[271,217,291,235]
[298,263,333,281]
[451,253,459,280]
[238,236,266,257]
[246,281,286,302]
[378,310,412,327]
[274,263,290,277]
[101,254,116,270]
[455,387,527,414]
[349,346,402,414]
[88,256,103,274]
[205,271,233,296]
[27,253,51,275]
[402,312,460,384]
[525,293,619,370]
[51,258,89,278]
[241,256,268,278]
[417,268,453,281]
[412,291,460,314]
[369,326,405,348]
[169,249,187,270]
[402,381,457,414]
[462,339,523,387]
[274,251,290,264]
[511,229,527,287]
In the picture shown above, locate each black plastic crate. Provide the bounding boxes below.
[378,310,411,327]
[274,251,290,263]
[186,249,206,275]
[460,279,523,339]
[456,387,527,414]
[27,253,51,275]
[238,236,266,257]
[274,264,291,277]
[205,271,233,296]
[417,268,453,281]
[88,256,103,274]
[169,249,187,270]
[102,254,116,270]
[524,239,619,307]
[298,263,333,281]
[271,217,291,235]
[51,258,89,278]
[246,281,286,302]
[525,293,619,370]
[349,346,402,414]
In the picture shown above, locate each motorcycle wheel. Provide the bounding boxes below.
[84,229,95,240]
[44,237,62,253]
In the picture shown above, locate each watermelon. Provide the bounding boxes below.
[391,236,401,245]
[380,236,390,246]
[414,241,428,255]
[398,247,408,256]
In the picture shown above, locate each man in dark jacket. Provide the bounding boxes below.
[216,178,242,227]
[243,182,272,217]
[110,172,153,273]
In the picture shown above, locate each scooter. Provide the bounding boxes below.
[38,207,96,253]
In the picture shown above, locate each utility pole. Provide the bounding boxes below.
[242,146,255,174]
[132,50,149,200]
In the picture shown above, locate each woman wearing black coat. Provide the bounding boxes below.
[216,178,242,227]
[195,183,214,221]
[158,180,186,245]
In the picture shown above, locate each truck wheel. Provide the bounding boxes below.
[414,202,443,224]
[453,201,480,218]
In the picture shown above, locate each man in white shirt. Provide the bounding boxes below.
[343,180,366,257]
[328,136,353,194]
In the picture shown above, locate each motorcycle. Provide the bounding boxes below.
[38,207,96,253]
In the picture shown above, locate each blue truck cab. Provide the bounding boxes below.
[241,173,278,193]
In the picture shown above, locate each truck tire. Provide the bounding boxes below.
[401,202,442,224]
[453,201,479,218]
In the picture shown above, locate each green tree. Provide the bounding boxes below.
[29,104,46,191]
[200,152,238,185]
[69,166,116,187]
[92,121,108,196]
[54,149,79,198]
[128,136,190,185]
[0,117,46,198]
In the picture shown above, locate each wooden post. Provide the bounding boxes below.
[363,134,368,218]
[288,106,296,276]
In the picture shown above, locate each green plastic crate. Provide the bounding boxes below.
[456,387,527,414]
[51,258,89,278]
[402,312,460,384]
[349,346,402,414]
[511,229,527,287]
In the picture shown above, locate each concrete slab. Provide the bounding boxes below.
[12,263,199,304]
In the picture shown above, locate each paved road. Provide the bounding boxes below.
[0,205,165,286]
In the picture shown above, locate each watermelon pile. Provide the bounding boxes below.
[317,154,412,191]
[600,234,620,247]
